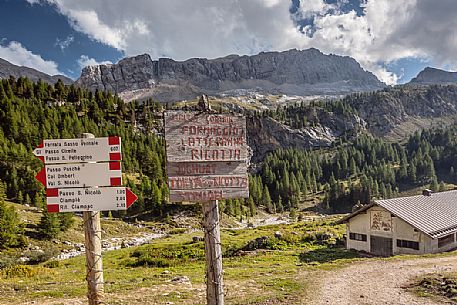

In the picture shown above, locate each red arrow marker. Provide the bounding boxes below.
[126,188,138,208]
[35,167,46,187]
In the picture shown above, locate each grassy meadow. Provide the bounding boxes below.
[0,214,364,305]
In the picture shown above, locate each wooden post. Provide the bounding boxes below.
[82,133,104,305]
[203,200,224,305]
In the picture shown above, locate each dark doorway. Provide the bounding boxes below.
[370,235,393,256]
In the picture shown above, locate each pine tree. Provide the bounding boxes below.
[58,213,75,232]
[33,192,44,209]
[262,185,273,213]
[276,195,284,213]
[430,175,439,192]
[0,199,26,248]
[349,157,357,176]
[17,190,23,204]
[439,181,446,192]
[38,211,61,239]
[408,162,417,182]
[248,197,256,216]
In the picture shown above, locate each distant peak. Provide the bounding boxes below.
[410,66,457,85]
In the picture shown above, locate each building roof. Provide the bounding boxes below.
[340,190,457,239]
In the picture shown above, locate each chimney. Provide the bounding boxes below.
[422,189,432,196]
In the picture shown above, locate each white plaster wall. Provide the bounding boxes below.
[392,217,424,255]
[346,212,370,252]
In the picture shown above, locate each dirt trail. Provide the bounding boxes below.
[312,255,457,305]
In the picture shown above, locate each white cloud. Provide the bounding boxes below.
[0,41,61,75]
[298,0,336,18]
[55,35,74,51]
[293,0,457,84]
[33,0,457,84]
[78,55,112,68]
[65,9,125,50]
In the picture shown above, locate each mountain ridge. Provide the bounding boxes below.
[409,67,457,85]
[76,48,386,102]
[0,58,73,85]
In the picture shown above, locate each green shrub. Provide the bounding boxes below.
[127,254,171,268]
[23,248,59,265]
[242,236,276,251]
[0,253,18,269]
[169,228,186,235]
[279,232,301,245]
[2,265,38,278]
[127,243,205,268]
[43,260,60,268]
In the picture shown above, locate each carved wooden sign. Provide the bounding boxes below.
[164,111,249,202]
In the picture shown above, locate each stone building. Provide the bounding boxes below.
[340,189,457,256]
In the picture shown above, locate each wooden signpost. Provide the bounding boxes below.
[164,110,249,305]
[164,111,249,202]
[34,133,137,305]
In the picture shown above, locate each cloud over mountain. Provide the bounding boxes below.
[28,0,457,85]
[0,40,61,76]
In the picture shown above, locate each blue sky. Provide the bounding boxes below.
[0,0,122,78]
[0,0,454,83]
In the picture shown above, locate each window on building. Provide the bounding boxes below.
[396,239,419,250]
[349,232,367,241]
[438,234,455,248]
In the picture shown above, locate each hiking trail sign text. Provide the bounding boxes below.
[35,162,122,188]
[33,136,137,212]
[46,187,137,212]
[164,111,249,202]
[33,136,121,164]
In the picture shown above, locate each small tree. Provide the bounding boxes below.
[430,175,439,192]
[0,200,26,248]
[262,186,273,213]
[439,181,446,192]
[58,213,75,232]
[38,211,61,239]
[33,192,45,209]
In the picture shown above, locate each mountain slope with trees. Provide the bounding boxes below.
[1,76,457,250]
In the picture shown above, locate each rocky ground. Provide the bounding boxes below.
[312,254,457,305]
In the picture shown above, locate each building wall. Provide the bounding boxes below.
[429,233,457,253]
[346,205,457,255]
[346,212,370,252]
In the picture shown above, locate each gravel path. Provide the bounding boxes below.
[313,255,457,305]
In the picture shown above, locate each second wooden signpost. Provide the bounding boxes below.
[164,110,249,305]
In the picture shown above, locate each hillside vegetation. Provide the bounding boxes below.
[0,217,355,305]
[1,77,457,261]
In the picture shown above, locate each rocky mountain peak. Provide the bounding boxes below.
[76,48,385,102]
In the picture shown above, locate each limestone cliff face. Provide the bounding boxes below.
[348,85,457,137]
[247,111,366,162]
[76,49,385,102]
[247,84,457,160]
